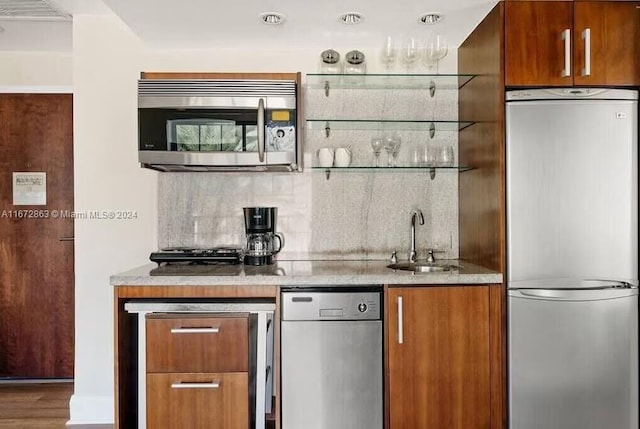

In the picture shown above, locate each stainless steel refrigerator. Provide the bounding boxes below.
[506,88,639,429]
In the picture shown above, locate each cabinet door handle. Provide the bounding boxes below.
[397,295,404,345]
[581,28,591,77]
[170,327,220,334]
[171,382,220,389]
[561,29,571,77]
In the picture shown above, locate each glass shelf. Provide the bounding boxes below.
[311,165,473,180]
[306,119,474,133]
[306,73,476,91]
[311,166,472,171]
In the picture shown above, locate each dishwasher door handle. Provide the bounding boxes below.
[397,295,404,344]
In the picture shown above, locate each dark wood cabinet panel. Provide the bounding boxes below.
[573,2,640,86]
[145,314,251,428]
[459,2,506,274]
[146,314,249,373]
[147,372,249,429]
[505,1,574,86]
[387,286,492,429]
[114,286,277,429]
[506,1,640,86]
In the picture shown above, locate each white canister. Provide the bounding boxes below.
[318,148,335,167]
[334,147,352,167]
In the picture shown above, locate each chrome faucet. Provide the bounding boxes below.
[409,209,425,263]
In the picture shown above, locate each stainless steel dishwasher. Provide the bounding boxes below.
[281,286,383,429]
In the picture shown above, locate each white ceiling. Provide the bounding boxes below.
[0,0,497,51]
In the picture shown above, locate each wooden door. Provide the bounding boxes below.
[573,1,640,86]
[505,1,574,86]
[0,94,74,378]
[387,286,491,429]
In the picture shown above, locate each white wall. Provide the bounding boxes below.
[0,51,72,88]
[70,14,156,423]
[70,11,459,423]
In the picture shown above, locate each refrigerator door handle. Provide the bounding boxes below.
[511,287,638,301]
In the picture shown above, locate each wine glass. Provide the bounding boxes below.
[400,36,420,72]
[423,34,448,73]
[391,137,403,166]
[383,134,402,167]
[371,137,383,167]
[381,36,397,71]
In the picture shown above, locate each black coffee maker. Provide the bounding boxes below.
[243,207,285,266]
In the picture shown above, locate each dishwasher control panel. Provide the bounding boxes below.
[281,290,381,321]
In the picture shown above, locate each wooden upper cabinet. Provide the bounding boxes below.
[506,1,640,86]
[505,1,574,86]
[573,2,640,86]
[386,286,491,429]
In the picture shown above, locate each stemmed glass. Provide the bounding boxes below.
[383,134,402,167]
[381,36,397,71]
[423,34,448,73]
[400,36,420,72]
[371,137,384,167]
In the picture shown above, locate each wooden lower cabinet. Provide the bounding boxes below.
[146,315,249,373]
[147,372,249,429]
[386,285,503,429]
[146,313,251,429]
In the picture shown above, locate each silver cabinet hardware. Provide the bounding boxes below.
[397,295,404,344]
[170,327,220,334]
[562,29,571,77]
[582,28,591,77]
[171,382,220,389]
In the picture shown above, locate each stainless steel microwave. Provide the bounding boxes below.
[138,76,302,172]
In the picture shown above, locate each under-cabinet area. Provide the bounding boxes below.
[112,262,503,429]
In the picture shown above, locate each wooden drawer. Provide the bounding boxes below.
[146,314,249,373]
[147,372,249,429]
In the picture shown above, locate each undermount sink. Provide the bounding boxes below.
[387,262,460,273]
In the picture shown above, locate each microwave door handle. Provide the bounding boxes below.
[257,98,265,163]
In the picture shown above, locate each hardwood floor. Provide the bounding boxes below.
[0,382,112,428]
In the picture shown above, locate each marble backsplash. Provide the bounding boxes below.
[157,79,460,261]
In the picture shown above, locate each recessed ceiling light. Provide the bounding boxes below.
[418,12,445,25]
[259,12,285,25]
[339,12,364,25]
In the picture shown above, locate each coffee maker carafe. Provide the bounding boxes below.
[243,207,285,266]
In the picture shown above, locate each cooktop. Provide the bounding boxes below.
[149,247,244,265]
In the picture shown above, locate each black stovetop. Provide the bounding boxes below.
[149,247,244,265]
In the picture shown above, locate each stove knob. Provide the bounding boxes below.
[358,302,368,313]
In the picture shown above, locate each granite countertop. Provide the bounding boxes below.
[110,259,502,286]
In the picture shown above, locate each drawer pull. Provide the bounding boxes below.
[171,382,220,389]
[170,327,220,334]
